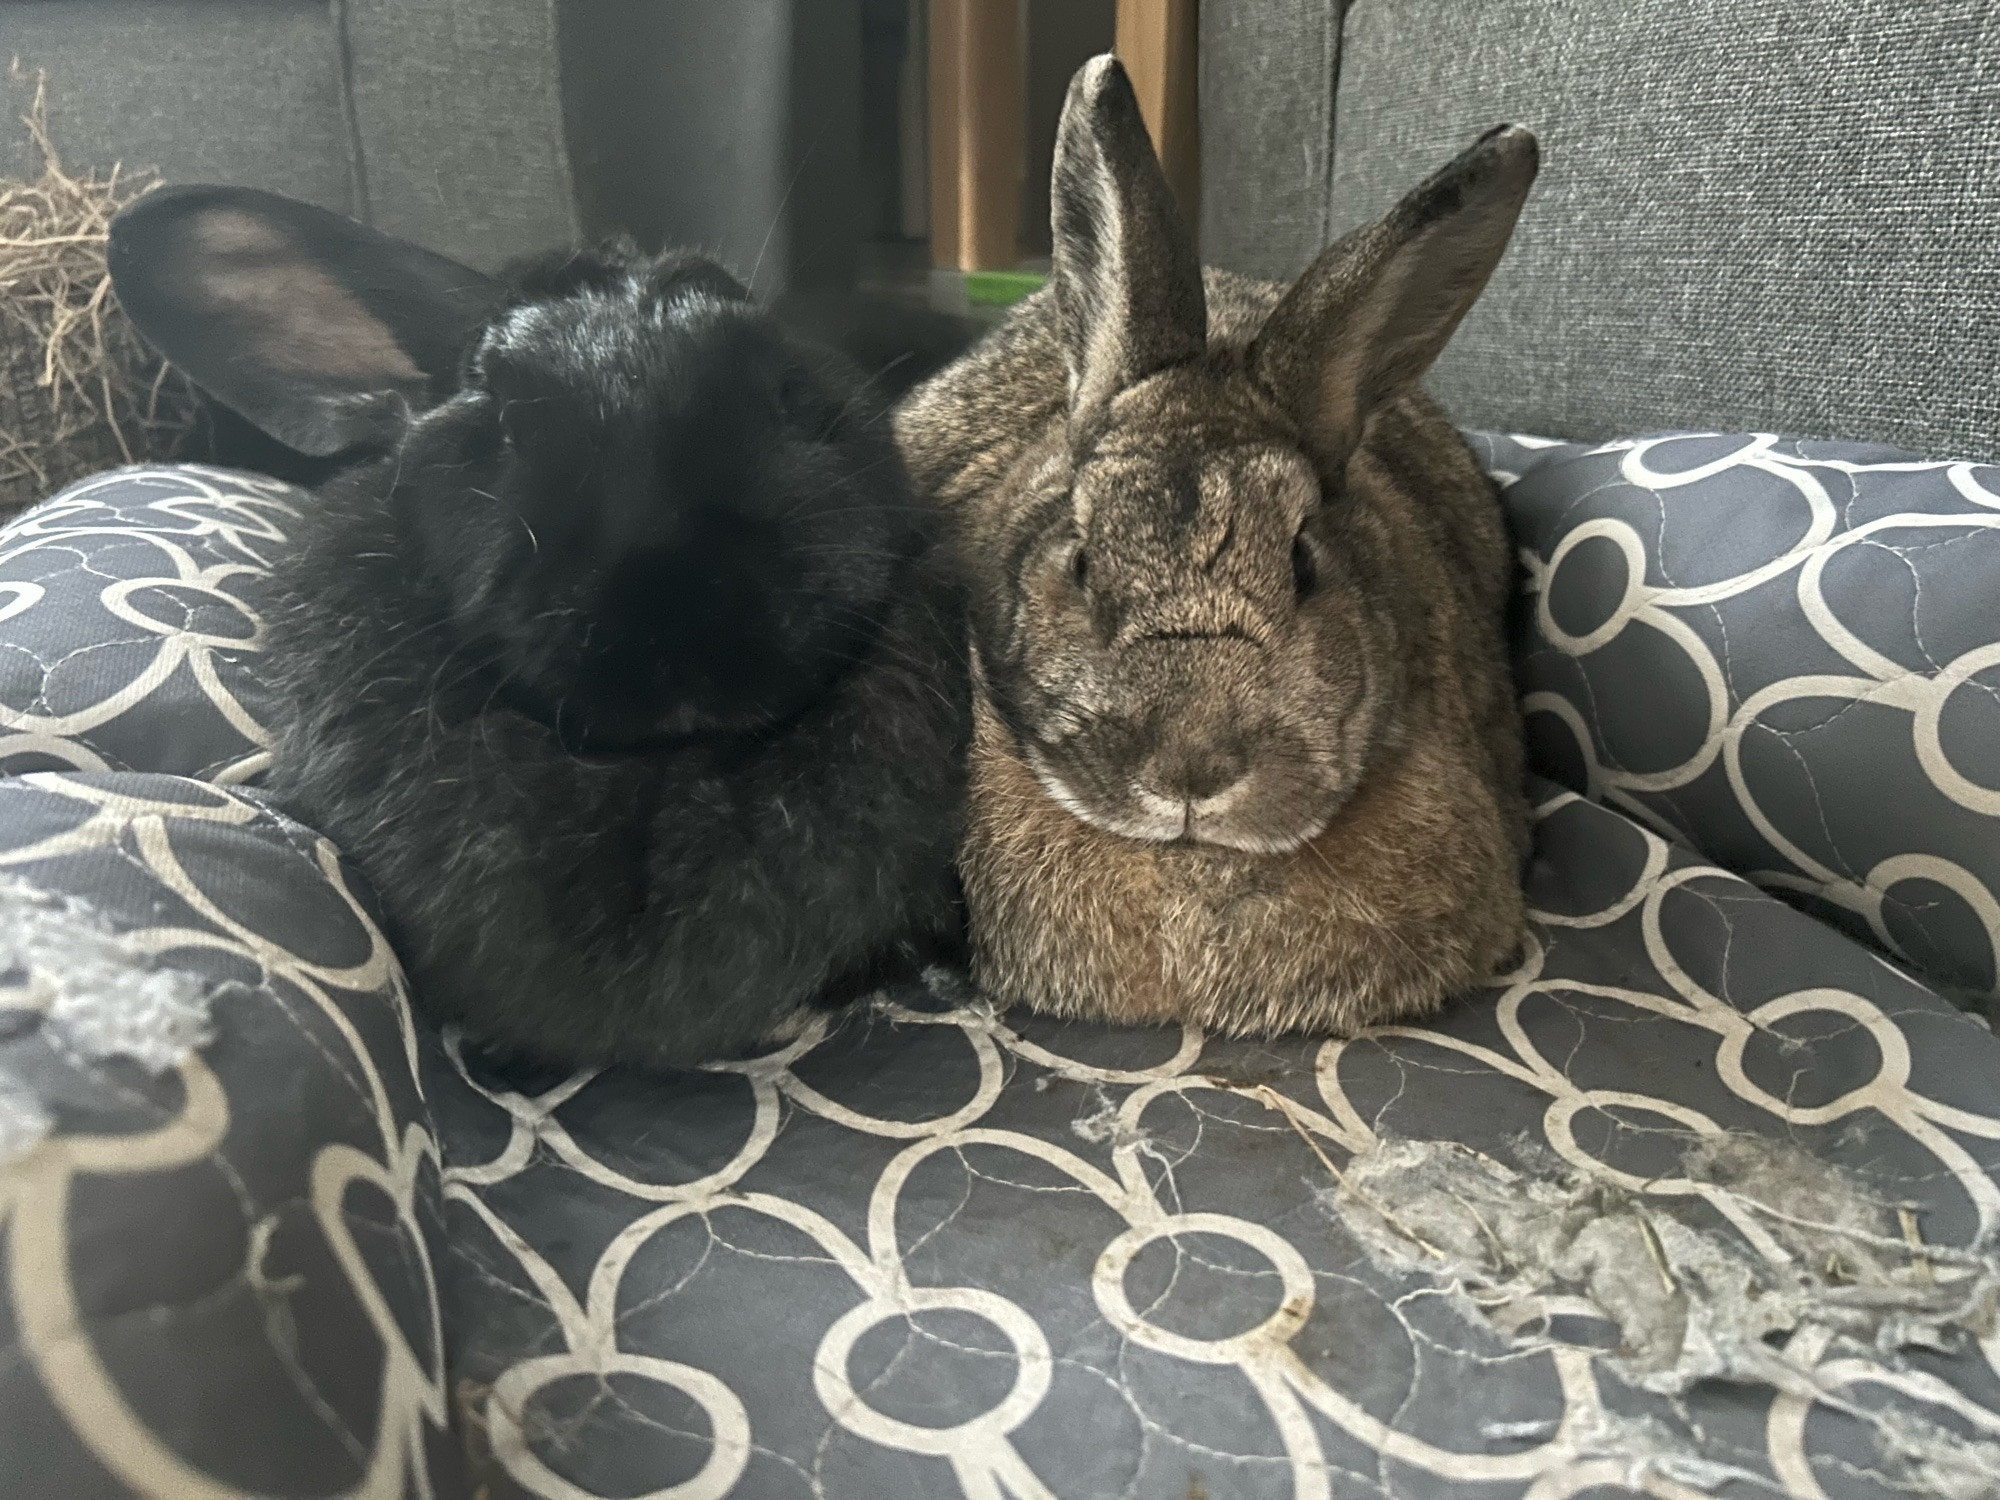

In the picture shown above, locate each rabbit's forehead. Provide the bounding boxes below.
[482,287,757,373]
[486,287,641,350]
[1075,439,1315,542]
[474,289,783,429]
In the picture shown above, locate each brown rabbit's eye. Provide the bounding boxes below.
[1071,546,1090,589]
[1291,533,1317,597]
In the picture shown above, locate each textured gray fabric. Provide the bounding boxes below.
[5,0,579,269]
[1470,429,2000,1013]
[16,749,2000,1500]
[12,450,2000,1493]
[1197,0,1342,279]
[0,467,291,783]
[1321,1,2000,458]
[342,0,580,272]
[7,1,865,288]
[559,0,863,295]
[4,1,355,215]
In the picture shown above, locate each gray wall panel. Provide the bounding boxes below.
[561,0,862,296]
[4,1,353,216]
[1198,0,1343,282]
[343,0,579,271]
[1327,0,2000,456]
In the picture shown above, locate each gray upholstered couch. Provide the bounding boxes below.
[4,5,2000,1498]
[1200,0,2000,462]
[7,0,865,292]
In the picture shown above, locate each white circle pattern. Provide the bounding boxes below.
[2,456,1999,1496]
[431,787,2000,1498]
[1477,431,2000,1012]
[0,466,296,784]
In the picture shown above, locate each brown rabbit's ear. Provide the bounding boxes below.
[1049,55,1206,427]
[1251,125,1538,471]
[109,185,505,456]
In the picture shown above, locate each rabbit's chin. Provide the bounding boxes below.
[1024,746,1332,857]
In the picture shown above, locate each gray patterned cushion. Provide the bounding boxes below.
[0,772,461,1499]
[0,467,300,783]
[427,778,2000,1498]
[7,768,2000,1498]
[7,463,2000,1498]
[1471,432,2000,1015]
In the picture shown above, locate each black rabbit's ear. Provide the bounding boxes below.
[109,185,506,457]
[1048,55,1206,428]
[1252,125,1539,472]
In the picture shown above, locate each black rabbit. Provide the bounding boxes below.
[108,187,971,1069]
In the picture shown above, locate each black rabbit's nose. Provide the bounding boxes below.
[1146,739,1249,804]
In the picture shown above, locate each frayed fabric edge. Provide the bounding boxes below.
[0,872,217,1164]
[1318,1133,2000,1497]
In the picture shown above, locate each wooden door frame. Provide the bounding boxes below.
[1115,0,1199,236]
[928,0,1197,272]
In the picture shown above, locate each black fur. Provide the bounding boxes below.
[109,198,970,1070]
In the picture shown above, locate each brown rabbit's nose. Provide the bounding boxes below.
[1147,739,1249,804]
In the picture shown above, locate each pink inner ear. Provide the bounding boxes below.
[189,209,425,386]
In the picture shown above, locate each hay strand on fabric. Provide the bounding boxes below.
[0,63,200,514]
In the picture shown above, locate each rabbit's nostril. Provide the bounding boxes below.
[1148,742,1249,804]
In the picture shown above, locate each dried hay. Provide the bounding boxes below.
[0,63,201,515]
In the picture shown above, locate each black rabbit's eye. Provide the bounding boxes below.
[1291,533,1317,597]
[1071,546,1090,589]
[777,373,840,441]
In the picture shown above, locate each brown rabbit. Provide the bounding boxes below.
[895,56,1538,1035]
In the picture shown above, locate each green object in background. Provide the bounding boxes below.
[962,270,1047,307]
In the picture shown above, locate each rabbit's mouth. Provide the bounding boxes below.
[1024,745,1332,855]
